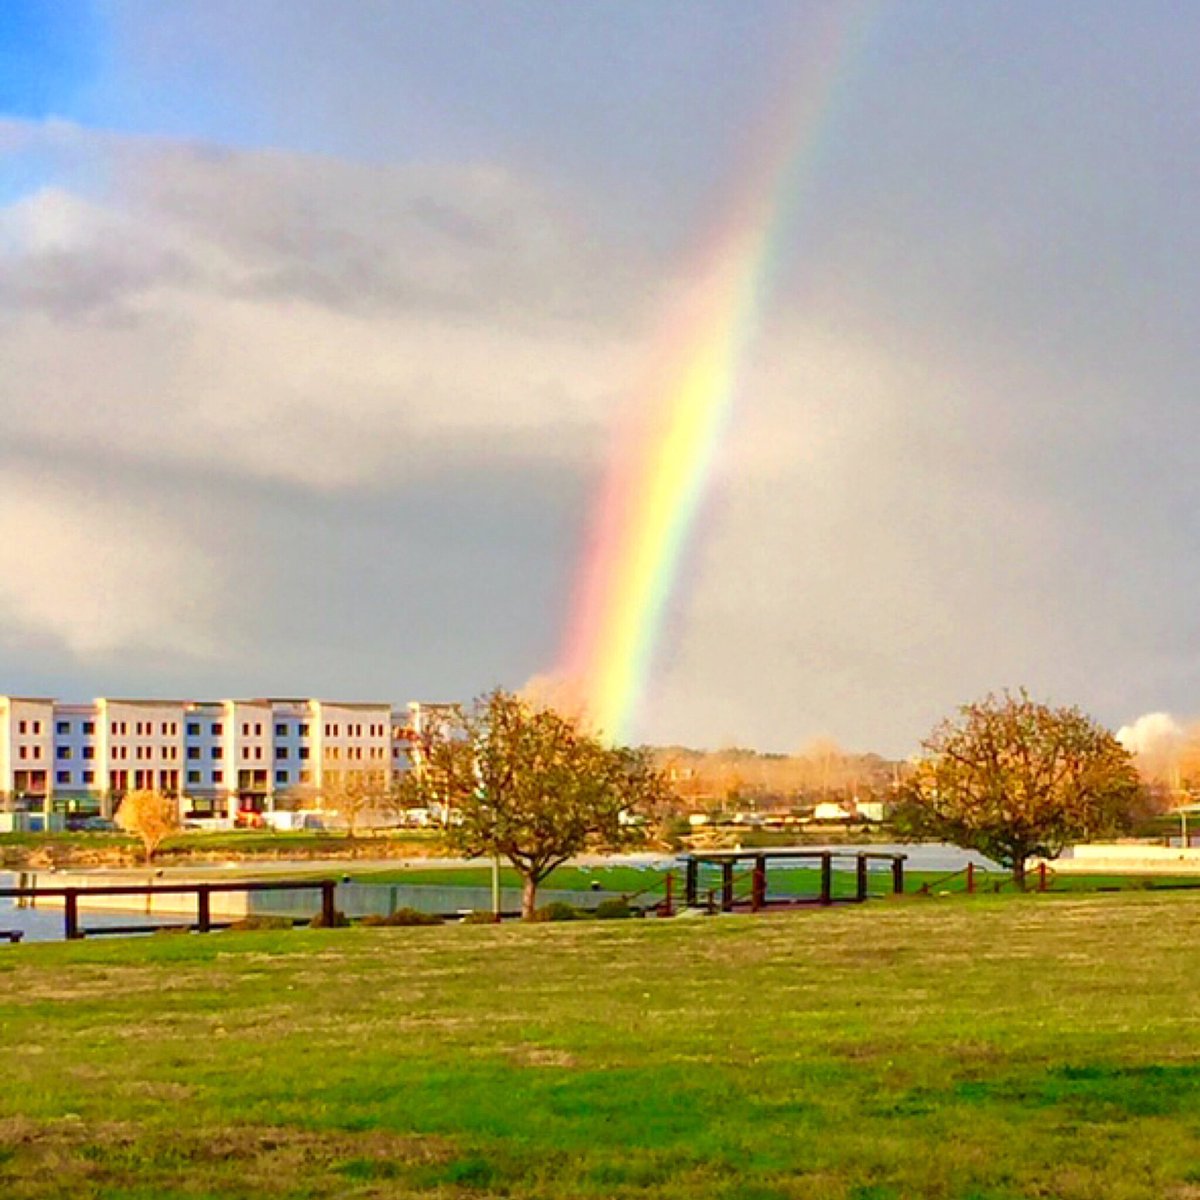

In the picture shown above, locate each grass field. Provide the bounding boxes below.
[2,892,1199,1198]
[346,861,1200,901]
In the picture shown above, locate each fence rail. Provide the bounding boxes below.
[679,850,906,911]
[0,879,337,940]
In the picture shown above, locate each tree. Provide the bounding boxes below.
[399,688,671,917]
[318,768,394,837]
[115,789,181,863]
[895,691,1143,887]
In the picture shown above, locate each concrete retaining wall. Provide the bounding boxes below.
[1054,844,1200,874]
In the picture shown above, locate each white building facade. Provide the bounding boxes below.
[0,696,417,820]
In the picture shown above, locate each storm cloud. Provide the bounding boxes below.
[4,3,1200,752]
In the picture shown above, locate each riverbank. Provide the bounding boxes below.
[0,829,448,871]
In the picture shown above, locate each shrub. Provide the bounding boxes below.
[309,908,349,928]
[226,915,293,932]
[533,901,580,922]
[359,908,443,927]
[593,897,633,920]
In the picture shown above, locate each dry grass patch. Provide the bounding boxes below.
[0,1116,452,1199]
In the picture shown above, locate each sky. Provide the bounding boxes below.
[2,0,1200,755]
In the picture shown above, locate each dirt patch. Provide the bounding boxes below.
[505,1044,579,1069]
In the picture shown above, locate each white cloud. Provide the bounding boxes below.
[1116,712,1182,756]
[0,124,653,491]
[0,473,219,659]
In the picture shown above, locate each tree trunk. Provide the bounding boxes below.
[521,875,539,920]
[1012,857,1027,891]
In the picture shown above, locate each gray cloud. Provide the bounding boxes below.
[0,123,652,498]
[8,1,1200,752]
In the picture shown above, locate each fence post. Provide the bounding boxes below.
[197,885,211,933]
[856,854,868,902]
[721,861,734,912]
[891,857,904,896]
[321,880,337,927]
[751,856,766,911]
[1038,862,1048,893]
[966,862,975,894]
[820,853,833,906]
[684,858,698,907]
[64,889,80,940]
[662,871,674,917]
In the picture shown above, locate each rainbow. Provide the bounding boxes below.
[557,4,879,742]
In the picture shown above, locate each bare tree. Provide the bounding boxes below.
[318,769,392,838]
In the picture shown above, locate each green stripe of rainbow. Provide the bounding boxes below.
[557,4,880,742]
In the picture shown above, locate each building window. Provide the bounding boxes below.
[299,747,310,760]
[212,723,223,736]
[32,721,42,734]
[242,723,249,736]
[254,747,263,760]
[18,746,27,760]
[299,724,310,737]
[57,746,72,760]
[83,747,95,760]
[275,770,288,785]
[84,771,95,785]
[188,770,201,785]
[277,747,289,760]
[188,747,200,760]
[17,720,26,734]
[300,770,312,784]
[213,770,224,784]
[275,724,287,738]
[56,721,70,735]
[255,723,263,736]
[187,722,200,736]
[83,721,95,735]
[57,771,71,785]
[212,747,223,760]
[32,746,42,760]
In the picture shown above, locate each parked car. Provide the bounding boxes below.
[65,815,117,833]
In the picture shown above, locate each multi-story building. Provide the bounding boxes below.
[0,695,422,820]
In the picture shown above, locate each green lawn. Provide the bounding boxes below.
[347,861,1200,902]
[2,892,1199,1198]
